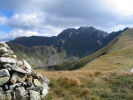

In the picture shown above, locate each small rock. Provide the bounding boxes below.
[17,61,23,66]
[3,43,10,49]
[12,55,17,59]
[41,84,49,98]
[11,64,27,74]
[0,91,5,100]
[1,53,10,57]
[0,47,8,54]
[9,83,22,90]
[26,76,33,87]
[4,85,9,90]
[43,75,50,85]
[29,90,41,100]
[8,50,14,55]
[0,57,16,64]
[0,69,10,86]
[130,68,133,73]
[5,92,12,100]
[10,73,27,84]
[10,73,17,84]
[23,60,32,74]
[34,79,41,87]
[15,87,28,100]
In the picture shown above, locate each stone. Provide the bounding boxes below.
[4,85,9,90]
[17,61,23,66]
[43,75,50,85]
[0,57,16,64]
[0,42,10,49]
[29,90,41,100]
[0,47,8,54]
[11,64,27,74]
[8,50,14,55]
[26,76,33,87]
[9,83,22,90]
[130,68,133,73]
[17,73,27,83]
[1,53,10,57]
[15,87,28,100]
[10,73,17,84]
[5,93,12,100]
[10,72,27,84]
[28,86,42,92]
[3,43,10,49]
[0,69,10,86]
[23,60,32,74]
[0,43,49,100]
[0,91,5,100]
[34,79,41,87]
[12,55,17,59]
[41,84,49,98]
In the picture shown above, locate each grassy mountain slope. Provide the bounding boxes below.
[39,70,133,100]
[82,28,133,72]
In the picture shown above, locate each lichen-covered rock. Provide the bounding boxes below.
[0,69,10,86]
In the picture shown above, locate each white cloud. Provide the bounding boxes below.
[0,16,8,25]
[0,0,133,41]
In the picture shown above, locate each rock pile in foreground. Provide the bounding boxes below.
[0,42,50,100]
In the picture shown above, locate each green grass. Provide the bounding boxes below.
[82,28,133,72]
[38,70,133,100]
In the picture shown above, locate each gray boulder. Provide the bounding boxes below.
[0,69,10,86]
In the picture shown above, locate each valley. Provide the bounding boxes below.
[7,27,133,100]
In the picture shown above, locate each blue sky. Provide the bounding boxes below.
[0,0,133,41]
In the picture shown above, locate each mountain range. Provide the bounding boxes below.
[7,26,128,69]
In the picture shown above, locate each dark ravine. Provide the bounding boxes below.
[7,27,128,69]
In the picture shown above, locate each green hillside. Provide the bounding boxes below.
[82,28,133,72]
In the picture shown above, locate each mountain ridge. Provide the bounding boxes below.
[7,26,127,68]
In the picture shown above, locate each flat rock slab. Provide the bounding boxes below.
[11,65,27,74]
[0,57,16,64]
[0,69,10,86]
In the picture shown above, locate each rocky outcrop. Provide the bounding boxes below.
[0,42,50,100]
